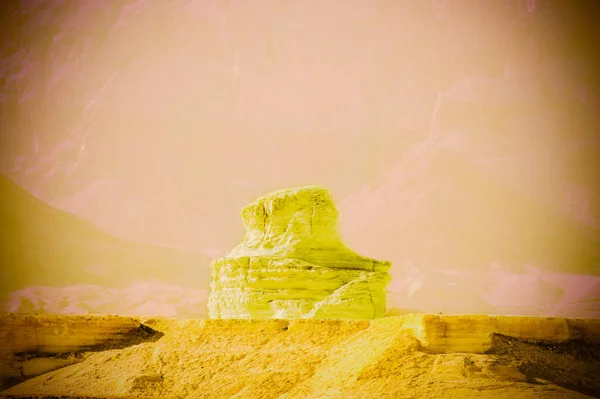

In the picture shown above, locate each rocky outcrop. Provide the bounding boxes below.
[4,315,600,398]
[0,313,159,390]
[208,186,391,320]
[0,313,144,356]
[398,314,600,354]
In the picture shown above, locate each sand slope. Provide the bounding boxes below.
[2,314,600,398]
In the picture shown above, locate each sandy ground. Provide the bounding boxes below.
[1,315,600,398]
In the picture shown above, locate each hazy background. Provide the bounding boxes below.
[1,0,599,317]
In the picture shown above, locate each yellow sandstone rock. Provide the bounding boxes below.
[208,186,391,319]
[0,313,142,355]
[0,313,148,390]
[6,315,600,399]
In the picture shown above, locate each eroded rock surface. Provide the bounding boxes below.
[4,315,600,399]
[208,186,391,320]
[0,313,159,390]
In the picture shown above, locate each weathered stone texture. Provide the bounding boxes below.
[208,186,391,320]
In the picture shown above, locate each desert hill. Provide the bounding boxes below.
[0,174,209,314]
[2,313,600,398]
[342,145,600,272]
[340,140,600,316]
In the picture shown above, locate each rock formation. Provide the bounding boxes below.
[4,315,600,398]
[0,313,157,390]
[208,186,391,320]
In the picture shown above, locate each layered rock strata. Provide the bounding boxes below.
[0,313,157,390]
[208,186,391,319]
[5,315,600,399]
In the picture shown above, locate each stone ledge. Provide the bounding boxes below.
[0,313,142,355]
[0,313,149,390]
[391,314,600,353]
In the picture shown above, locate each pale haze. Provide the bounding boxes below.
[0,0,599,317]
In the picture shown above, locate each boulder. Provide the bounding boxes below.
[208,186,391,320]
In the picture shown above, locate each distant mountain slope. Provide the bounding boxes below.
[342,143,600,275]
[0,0,514,251]
[427,148,600,272]
[339,139,600,316]
[0,174,210,299]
